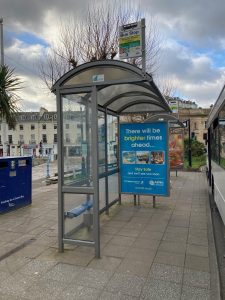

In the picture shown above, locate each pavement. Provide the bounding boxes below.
[0,168,221,300]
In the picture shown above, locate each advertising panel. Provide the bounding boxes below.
[169,128,184,169]
[120,122,169,196]
[119,21,142,59]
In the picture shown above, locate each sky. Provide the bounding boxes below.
[1,0,225,111]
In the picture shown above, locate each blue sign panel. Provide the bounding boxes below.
[120,122,169,196]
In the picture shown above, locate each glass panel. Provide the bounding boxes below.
[98,84,155,106]
[64,193,94,242]
[107,115,118,170]
[108,96,159,111]
[99,177,106,211]
[62,93,92,186]
[121,103,165,113]
[64,66,140,86]
[211,124,219,164]
[219,103,225,168]
[108,172,119,204]
[98,111,106,175]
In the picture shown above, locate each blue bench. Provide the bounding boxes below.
[65,200,93,218]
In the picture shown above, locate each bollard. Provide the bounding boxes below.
[46,155,50,178]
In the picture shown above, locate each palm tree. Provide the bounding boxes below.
[0,64,22,128]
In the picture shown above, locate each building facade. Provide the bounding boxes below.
[0,108,58,158]
[168,97,198,113]
[0,108,118,161]
[178,108,211,144]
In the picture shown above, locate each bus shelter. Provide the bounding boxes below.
[52,60,171,258]
[144,113,185,128]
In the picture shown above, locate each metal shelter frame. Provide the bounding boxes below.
[144,113,185,128]
[52,60,171,258]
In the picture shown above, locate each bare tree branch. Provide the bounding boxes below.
[38,1,163,91]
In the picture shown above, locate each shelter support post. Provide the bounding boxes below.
[57,90,64,253]
[153,196,156,208]
[104,110,109,215]
[92,86,100,258]
[118,117,122,205]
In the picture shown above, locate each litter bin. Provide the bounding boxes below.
[0,156,32,213]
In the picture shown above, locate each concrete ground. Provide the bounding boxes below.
[0,171,220,299]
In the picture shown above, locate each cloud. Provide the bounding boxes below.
[157,40,225,106]
[1,0,225,111]
[143,0,225,49]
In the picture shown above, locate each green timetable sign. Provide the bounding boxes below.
[119,21,142,59]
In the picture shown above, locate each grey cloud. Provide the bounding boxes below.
[142,0,225,48]
[159,45,223,84]
[2,0,90,35]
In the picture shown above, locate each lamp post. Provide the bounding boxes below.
[188,118,192,167]
[183,119,192,168]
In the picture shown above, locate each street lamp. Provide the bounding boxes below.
[188,119,192,167]
[182,119,192,167]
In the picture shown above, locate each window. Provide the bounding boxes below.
[0,135,1,144]
[54,124,57,130]
[219,104,225,169]
[8,135,13,144]
[42,134,47,143]
[42,124,46,130]
[194,122,197,130]
[31,124,35,130]
[20,125,24,130]
[19,135,24,142]
[54,134,57,143]
[65,133,70,143]
[8,125,13,130]
[65,124,69,129]
[211,125,219,164]
[31,134,35,143]
[0,125,1,131]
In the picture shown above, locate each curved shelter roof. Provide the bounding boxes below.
[52,60,171,115]
[145,113,185,127]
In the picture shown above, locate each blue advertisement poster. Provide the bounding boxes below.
[120,122,169,196]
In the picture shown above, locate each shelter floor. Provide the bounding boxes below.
[0,171,219,299]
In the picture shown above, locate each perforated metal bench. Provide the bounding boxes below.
[64,200,93,218]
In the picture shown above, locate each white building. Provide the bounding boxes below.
[0,107,118,162]
[0,108,58,159]
[168,97,198,112]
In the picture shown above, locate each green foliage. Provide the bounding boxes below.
[184,155,206,170]
[184,138,206,158]
[184,138,206,170]
[0,64,22,127]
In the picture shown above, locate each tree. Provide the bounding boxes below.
[38,1,162,90]
[184,138,205,158]
[0,64,22,128]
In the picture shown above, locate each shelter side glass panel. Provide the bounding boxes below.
[64,193,94,242]
[107,115,118,171]
[62,93,92,187]
[107,115,119,204]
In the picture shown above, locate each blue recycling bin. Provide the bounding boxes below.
[0,156,32,213]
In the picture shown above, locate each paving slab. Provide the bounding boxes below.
[0,171,221,299]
